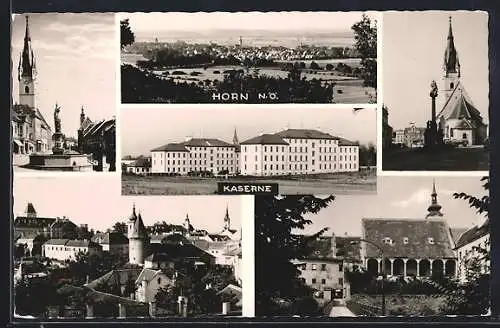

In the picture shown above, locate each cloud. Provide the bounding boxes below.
[392,187,456,208]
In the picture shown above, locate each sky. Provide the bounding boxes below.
[121,11,376,41]
[299,176,488,237]
[11,13,117,138]
[121,107,377,157]
[383,11,489,129]
[13,176,242,233]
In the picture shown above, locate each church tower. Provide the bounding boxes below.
[233,128,239,145]
[128,204,149,265]
[78,107,86,153]
[441,16,461,103]
[183,213,192,236]
[18,15,37,108]
[426,179,443,218]
[223,205,231,231]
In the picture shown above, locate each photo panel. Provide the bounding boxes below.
[11,13,117,174]
[381,11,489,172]
[120,106,376,196]
[12,175,252,319]
[120,11,378,104]
[254,175,490,317]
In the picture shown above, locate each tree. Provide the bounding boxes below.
[120,19,135,49]
[309,61,320,70]
[325,63,334,70]
[112,222,127,234]
[255,195,335,316]
[351,14,377,88]
[432,176,490,315]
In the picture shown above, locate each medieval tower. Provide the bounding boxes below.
[128,204,150,265]
[426,179,444,218]
[18,15,37,108]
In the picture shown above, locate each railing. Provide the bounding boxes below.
[345,300,382,316]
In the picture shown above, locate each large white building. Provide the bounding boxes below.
[150,137,239,175]
[42,239,102,262]
[239,129,359,176]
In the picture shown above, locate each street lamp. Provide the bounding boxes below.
[351,239,386,316]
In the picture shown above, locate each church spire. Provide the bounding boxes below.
[443,16,460,77]
[233,128,239,145]
[427,179,443,218]
[19,15,36,81]
[224,205,230,229]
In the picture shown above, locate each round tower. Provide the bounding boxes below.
[128,205,149,265]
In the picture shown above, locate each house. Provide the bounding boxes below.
[42,239,102,262]
[135,268,175,303]
[453,219,490,282]
[293,234,347,300]
[85,268,143,298]
[92,232,129,256]
[126,157,151,175]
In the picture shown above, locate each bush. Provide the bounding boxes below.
[290,297,321,316]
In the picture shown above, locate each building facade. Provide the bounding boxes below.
[151,137,239,175]
[240,129,359,176]
[436,17,488,145]
[454,219,490,282]
[92,232,129,256]
[361,182,458,278]
[43,239,102,261]
[77,108,116,171]
[126,157,151,175]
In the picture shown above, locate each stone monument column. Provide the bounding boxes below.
[51,103,66,155]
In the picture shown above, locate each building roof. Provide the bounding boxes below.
[362,218,456,259]
[338,137,359,146]
[454,219,489,249]
[183,138,234,148]
[335,236,362,261]
[44,239,101,248]
[149,243,215,261]
[130,213,148,239]
[274,129,339,140]
[129,157,151,168]
[25,203,36,215]
[240,134,290,145]
[82,118,116,138]
[443,17,460,75]
[151,143,189,152]
[14,216,56,228]
[85,268,142,290]
[208,234,231,242]
[92,232,129,245]
[450,227,469,246]
[135,268,167,283]
[437,81,485,127]
[44,239,70,245]
[300,235,342,262]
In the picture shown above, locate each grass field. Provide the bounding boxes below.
[121,171,377,195]
[382,146,489,171]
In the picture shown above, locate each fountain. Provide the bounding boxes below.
[27,104,94,171]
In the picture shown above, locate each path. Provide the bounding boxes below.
[329,300,357,317]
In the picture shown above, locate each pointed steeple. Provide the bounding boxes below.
[443,16,460,77]
[224,205,230,229]
[233,128,239,145]
[427,179,443,218]
[128,203,137,222]
[80,106,85,128]
[19,15,36,81]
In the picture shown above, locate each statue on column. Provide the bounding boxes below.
[430,80,438,99]
[54,103,62,133]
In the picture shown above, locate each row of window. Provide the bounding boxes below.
[308,278,344,285]
[160,166,234,173]
[242,145,357,153]
[45,245,89,252]
[244,154,357,163]
[244,162,357,172]
[154,151,236,159]
[153,159,237,166]
[300,263,344,272]
[382,237,435,245]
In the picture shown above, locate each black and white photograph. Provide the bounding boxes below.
[120,12,377,104]
[11,14,117,173]
[121,107,376,196]
[13,176,245,319]
[382,11,489,171]
[255,176,490,317]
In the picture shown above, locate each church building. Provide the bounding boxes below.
[12,16,52,158]
[436,17,488,146]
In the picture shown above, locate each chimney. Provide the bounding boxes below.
[331,232,336,258]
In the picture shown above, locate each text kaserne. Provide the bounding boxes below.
[222,184,272,193]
